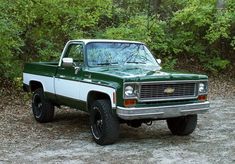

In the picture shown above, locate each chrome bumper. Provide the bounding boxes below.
[116,101,210,120]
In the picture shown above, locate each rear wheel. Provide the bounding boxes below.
[167,115,197,136]
[90,99,119,145]
[32,88,54,123]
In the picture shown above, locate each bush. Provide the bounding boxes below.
[0,0,234,81]
[0,0,112,79]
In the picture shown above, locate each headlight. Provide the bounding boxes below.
[124,84,138,98]
[125,86,134,96]
[199,83,205,92]
[198,82,208,94]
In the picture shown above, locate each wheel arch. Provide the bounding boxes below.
[29,80,44,92]
[87,91,112,112]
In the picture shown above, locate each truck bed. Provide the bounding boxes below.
[24,62,58,77]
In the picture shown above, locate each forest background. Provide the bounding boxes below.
[0,0,234,85]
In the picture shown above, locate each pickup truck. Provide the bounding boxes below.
[23,39,210,145]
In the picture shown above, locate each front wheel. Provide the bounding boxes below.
[90,99,120,145]
[167,115,197,136]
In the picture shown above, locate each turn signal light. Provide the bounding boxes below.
[124,99,136,107]
[198,95,207,101]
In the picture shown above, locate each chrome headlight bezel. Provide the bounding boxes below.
[123,83,138,99]
[198,81,208,95]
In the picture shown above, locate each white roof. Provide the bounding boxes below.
[69,39,144,45]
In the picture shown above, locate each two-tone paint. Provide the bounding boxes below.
[23,39,210,120]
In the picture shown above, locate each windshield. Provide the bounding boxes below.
[86,42,160,68]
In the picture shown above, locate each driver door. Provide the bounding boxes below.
[54,42,84,108]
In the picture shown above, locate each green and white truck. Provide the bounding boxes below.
[23,39,210,145]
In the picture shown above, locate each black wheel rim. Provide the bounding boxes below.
[91,106,103,139]
[33,94,43,118]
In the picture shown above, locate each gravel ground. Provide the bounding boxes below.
[0,77,234,164]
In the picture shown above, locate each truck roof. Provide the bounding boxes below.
[69,39,144,45]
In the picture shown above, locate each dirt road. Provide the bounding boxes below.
[0,78,234,163]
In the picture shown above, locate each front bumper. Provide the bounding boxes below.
[116,101,210,120]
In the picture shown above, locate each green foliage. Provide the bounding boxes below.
[103,15,169,58]
[0,0,112,79]
[161,0,234,71]
[13,77,23,91]
[104,0,234,72]
[205,10,232,43]
[161,57,178,71]
[0,2,24,78]
[205,57,230,73]
[103,15,154,42]
[0,0,234,81]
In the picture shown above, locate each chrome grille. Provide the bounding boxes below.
[139,82,197,101]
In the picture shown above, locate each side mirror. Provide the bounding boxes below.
[62,58,74,67]
[156,59,161,64]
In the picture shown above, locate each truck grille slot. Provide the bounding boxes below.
[140,83,196,101]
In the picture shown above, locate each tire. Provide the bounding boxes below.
[167,115,197,136]
[32,88,54,123]
[90,99,120,145]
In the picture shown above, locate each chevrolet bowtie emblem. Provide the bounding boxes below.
[164,88,175,94]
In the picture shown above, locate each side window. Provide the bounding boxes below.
[66,44,84,65]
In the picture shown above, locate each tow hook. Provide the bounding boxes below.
[145,121,152,126]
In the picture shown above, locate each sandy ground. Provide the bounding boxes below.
[0,78,235,164]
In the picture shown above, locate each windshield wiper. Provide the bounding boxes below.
[97,62,118,66]
[126,61,146,64]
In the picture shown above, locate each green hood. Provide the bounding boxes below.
[86,66,208,82]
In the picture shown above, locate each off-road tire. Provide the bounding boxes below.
[167,115,197,136]
[90,99,120,145]
[32,88,54,123]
